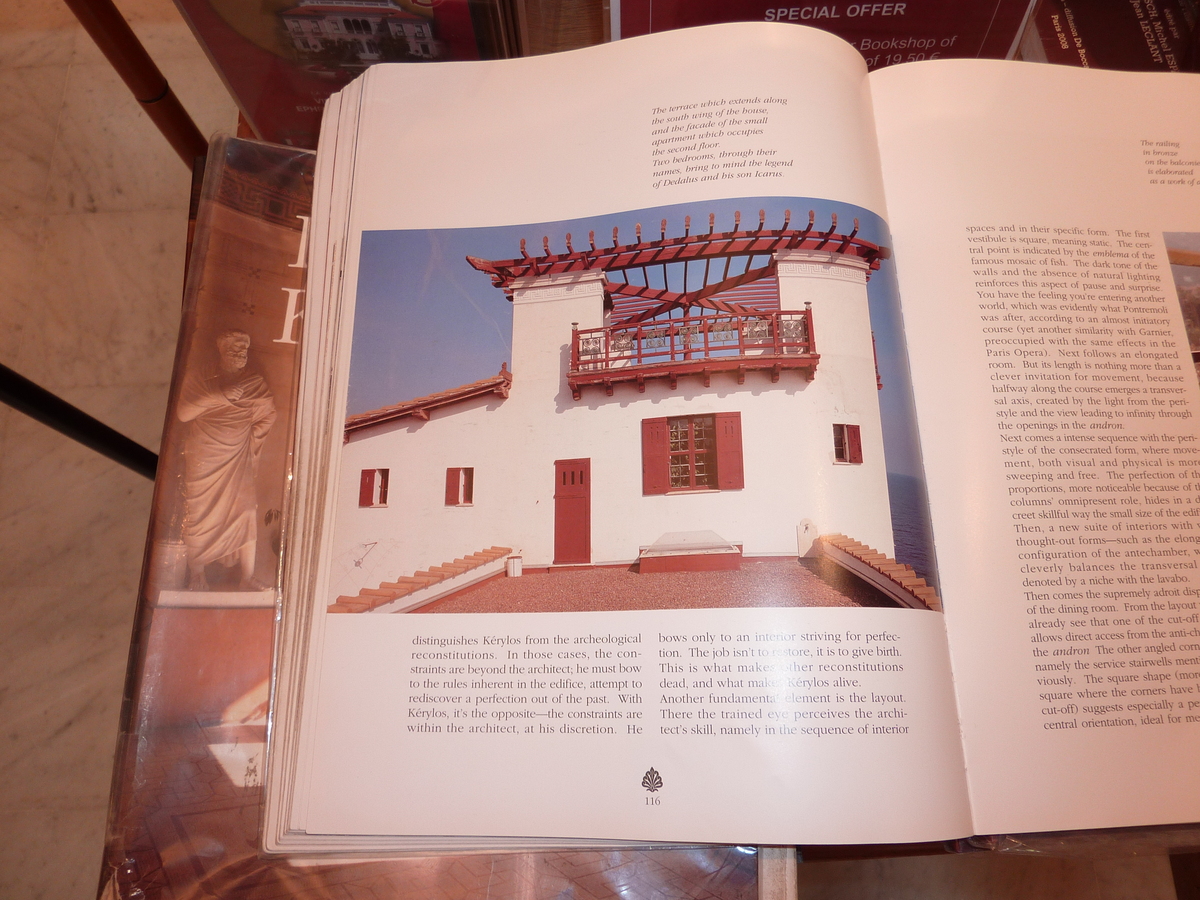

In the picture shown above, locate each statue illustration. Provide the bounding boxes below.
[178,329,277,591]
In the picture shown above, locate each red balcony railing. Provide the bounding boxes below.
[567,309,817,399]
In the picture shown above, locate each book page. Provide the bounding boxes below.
[872,60,1200,834]
[276,23,973,849]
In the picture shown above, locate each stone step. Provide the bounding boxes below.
[332,596,372,613]
[329,546,513,613]
[378,581,419,595]
[818,534,942,612]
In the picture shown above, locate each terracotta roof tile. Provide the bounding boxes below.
[345,364,511,437]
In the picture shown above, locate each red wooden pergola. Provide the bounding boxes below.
[468,210,889,398]
[467,209,889,326]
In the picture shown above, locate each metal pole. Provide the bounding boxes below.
[61,0,208,166]
[0,362,158,480]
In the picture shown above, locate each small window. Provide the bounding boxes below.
[833,424,863,464]
[445,467,474,506]
[358,468,389,507]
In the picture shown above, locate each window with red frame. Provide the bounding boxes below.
[833,424,863,464]
[358,468,389,507]
[444,467,474,505]
[641,413,743,494]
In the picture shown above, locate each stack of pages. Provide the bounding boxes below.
[264,23,1200,854]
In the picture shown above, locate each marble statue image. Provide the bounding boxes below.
[178,329,277,590]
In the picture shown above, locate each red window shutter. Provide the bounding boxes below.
[462,468,474,504]
[847,424,863,464]
[445,468,459,505]
[359,469,375,507]
[714,412,744,490]
[377,469,389,505]
[641,418,670,495]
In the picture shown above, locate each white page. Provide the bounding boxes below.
[873,60,1200,834]
[305,608,964,844]
[277,23,973,849]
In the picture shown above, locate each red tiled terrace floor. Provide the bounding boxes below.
[414,557,900,614]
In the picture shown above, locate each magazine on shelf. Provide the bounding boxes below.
[259,22,1200,853]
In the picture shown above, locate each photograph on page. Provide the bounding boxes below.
[324,195,943,619]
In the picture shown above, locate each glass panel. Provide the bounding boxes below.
[665,416,717,489]
[668,418,689,452]
[669,455,691,488]
[693,415,715,487]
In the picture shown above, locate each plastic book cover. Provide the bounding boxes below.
[98,134,760,897]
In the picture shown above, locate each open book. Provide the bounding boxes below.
[262,22,1200,853]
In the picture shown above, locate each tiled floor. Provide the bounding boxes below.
[0,2,1186,898]
[413,557,897,614]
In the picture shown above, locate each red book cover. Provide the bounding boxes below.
[616,0,1036,67]
[1018,0,1198,71]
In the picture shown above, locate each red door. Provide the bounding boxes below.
[554,458,591,565]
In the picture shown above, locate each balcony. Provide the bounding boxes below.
[567,309,817,399]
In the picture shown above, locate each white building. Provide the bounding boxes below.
[329,210,898,609]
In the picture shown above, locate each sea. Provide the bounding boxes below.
[887,471,939,589]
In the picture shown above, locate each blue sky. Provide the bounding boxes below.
[350,196,923,479]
